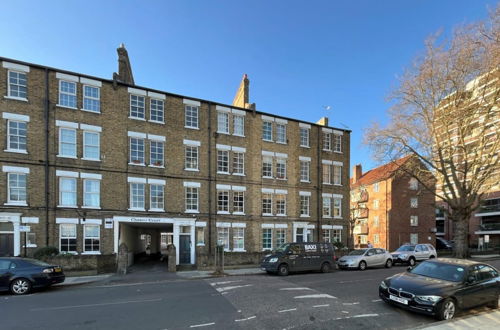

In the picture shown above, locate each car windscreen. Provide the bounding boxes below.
[348,249,366,256]
[23,259,52,267]
[274,243,290,253]
[396,245,415,252]
[410,262,465,282]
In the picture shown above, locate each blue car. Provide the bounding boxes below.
[0,257,65,295]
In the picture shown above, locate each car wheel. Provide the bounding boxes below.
[487,296,499,309]
[359,261,367,271]
[408,258,416,266]
[385,259,393,268]
[10,278,32,295]
[429,255,436,259]
[321,262,331,273]
[278,264,289,276]
[436,298,456,321]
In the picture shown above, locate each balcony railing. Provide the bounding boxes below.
[479,223,500,231]
[353,224,369,234]
[477,203,500,214]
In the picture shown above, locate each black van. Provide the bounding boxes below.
[260,242,337,276]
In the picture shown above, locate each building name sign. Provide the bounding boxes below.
[114,216,173,224]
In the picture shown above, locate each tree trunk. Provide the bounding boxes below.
[453,213,471,259]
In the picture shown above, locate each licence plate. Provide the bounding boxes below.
[389,295,408,305]
[54,267,62,272]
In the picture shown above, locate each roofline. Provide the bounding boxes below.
[0,56,351,133]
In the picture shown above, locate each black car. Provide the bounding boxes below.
[436,237,453,250]
[379,258,500,320]
[0,257,65,295]
[260,242,336,276]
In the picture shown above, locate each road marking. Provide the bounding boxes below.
[190,322,215,328]
[30,298,162,311]
[235,316,256,322]
[280,287,313,291]
[216,284,253,292]
[342,302,360,305]
[353,314,379,318]
[210,280,242,286]
[313,304,330,308]
[372,299,382,302]
[294,294,337,299]
[278,308,297,313]
[342,311,349,314]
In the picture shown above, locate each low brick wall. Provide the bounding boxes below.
[42,254,116,274]
[196,251,267,269]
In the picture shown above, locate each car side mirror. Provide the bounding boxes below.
[467,275,475,284]
[407,266,413,272]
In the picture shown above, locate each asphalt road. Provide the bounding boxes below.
[1,259,500,330]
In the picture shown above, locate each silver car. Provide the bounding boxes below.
[338,248,393,270]
[391,244,438,266]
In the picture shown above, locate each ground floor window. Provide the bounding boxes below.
[410,233,418,244]
[374,233,380,244]
[295,228,304,242]
[332,229,341,243]
[275,228,286,247]
[307,229,314,242]
[26,232,36,247]
[359,235,367,245]
[60,224,77,253]
[322,229,331,242]
[196,227,205,246]
[262,228,272,250]
[84,225,100,252]
[217,227,230,250]
[233,228,245,251]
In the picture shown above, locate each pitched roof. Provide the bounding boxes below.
[351,155,413,188]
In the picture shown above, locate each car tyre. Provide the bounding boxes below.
[321,262,331,273]
[278,263,289,276]
[429,255,436,259]
[10,278,32,295]
[487,296,499,309]
[436,298,456,321]
[408,258,416,266]
[385,259,393,268]
[359,261,367,271]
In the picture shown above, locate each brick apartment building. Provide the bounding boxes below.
[350,156,436,251]
[0,45,350,269]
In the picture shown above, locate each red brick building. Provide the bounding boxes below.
[350,156,436,251]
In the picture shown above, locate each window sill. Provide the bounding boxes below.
[217,171,230,175]
[334,151,343,154]
[217,131,230,135]
[185,210,200,214]
[4,202,28,206]
[300,214,310,218]
[262,176,273,179]
[128,116,146,121]
[149,165,165,168]
[300,145,310,148]
[184,168,199,172]
[4,96,28,102]
[80,108,101,114]
[217,211,230,215]
[323,183,332,185]
[184,126,200,130]
[262,213,273,217]
[334,216,343,219]
[276,141,287,145]
[60,251,78,255]
[149,120,165,125]
[300,180,311,183]
[23,244,37,248]
[323,216,332,219]
[276,214,287,217]
[233,134,245,138]
[322,149,332,152]
[4,149,28,154]
[232,249,246,253]
[82,158,101,162]
[82,206,101,209]
[57,155,78,159]
[149,209,165,212]
[128,162,146,166]
[333,184,343,187]
[57,205,78,208]
[128,208,146,211]
[82,251,101,255]
[276,178,287,181]
[196,243,206,247]
[56,104,77,110]
[233,212,245,216]
[232,173,245,177]
[262,139,273,143]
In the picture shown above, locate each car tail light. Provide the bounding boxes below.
[43,268,54,273]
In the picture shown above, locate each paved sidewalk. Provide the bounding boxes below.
[55,274,113,286]
[176,267,264,279]
[417,310,500,329]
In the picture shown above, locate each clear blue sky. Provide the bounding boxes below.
[1,0,496,172]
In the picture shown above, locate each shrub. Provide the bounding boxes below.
[34,246,59,259]
[332,241,345,250]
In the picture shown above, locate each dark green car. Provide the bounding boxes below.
[260,242,337,276]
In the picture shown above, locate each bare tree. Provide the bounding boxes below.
[365,6,500,258]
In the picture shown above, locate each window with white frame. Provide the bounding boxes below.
[373,199,379,210]
[150,184,164,211]
[333,165,342,185]
[374,234,380,244]
[185,105,199,128]
[196,227,205,246]
[84,225,100,252]
[300,160,310,182]
[8,71,27,99]
[130,183,145,210]
[323,132,331,151]
[262,121,273,141]
[323,196,332,217]
[262,156,273,178]
[26,232,36,247]
[373,215,379,227]
[217,226,230,250]
[333,134,342,152]
[333,197,342,217]
[217,111,229,134]
[150,99,164,123]
[233,191,244,214]
[217,150,229,174]
[233,115,244,136]
[150,140,164,167]
[83,131,100,160]
[7,173,27,205]
[332,229,341,242]
[130,94,145,119]
[276,158,287,179]
[59,177,77,207]
[323,229,331,242]
[233,228,245,251]
[296,227,304,242]
[262,193,273,215]
[185,186,199,212]
[185,146,199,170]
[276,228,286,247]
[59,128,77,158]
[307,229,314,242]
[322,163,332,184]
[59,80,77,108]
[60,224,77,253]
[7,120,27,152]
[276,123,286,144]
[410,215,418,226]
[83,179,100,208]
[409,178,418,190]
[300,195,310,217]
[233,152,245,175]
[300,127,309,147]
[130,137,145,164]
[410,197,418,208]
[276,194,286,216]
[410,233,418,244]
[262,228,272,250]
[217,190,229,213]
[83,85,100,112]
[373,182,379,192]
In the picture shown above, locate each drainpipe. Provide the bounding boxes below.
[44,68,50,247]
[316,127,321,241]
[386,180,389,250]
[207,102,213,256]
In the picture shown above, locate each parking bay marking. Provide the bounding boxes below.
[313,304,330,308]
[30,298,163,311]
[280,287,313,291]
[294,294,337,299]
[278,308,297,313]
[216,284,253,292]
[190,322,215,328]
[235,316,256,322]
[210,280,242,286]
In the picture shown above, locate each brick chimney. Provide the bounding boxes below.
[316,117,329,126]
[352,164,362,183]
[113,43,135,85]
[232,74,256,110]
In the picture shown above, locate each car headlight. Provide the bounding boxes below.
[43,268,54,273]
[269,257,278,263]
[400,254,408,259]
[416,295,442,303]
[379,281,388,289]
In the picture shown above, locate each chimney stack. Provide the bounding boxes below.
[232,74,256,110]
[113,43,135,85]
[316,117,329,126]
[352,164,362,183]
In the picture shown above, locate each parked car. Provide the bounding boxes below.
[338,248,393,270]
[0,257,65,295]
[436,237,453,250]
[379,258,500,320]
[260,242,336,276]
[391,244,437,266]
